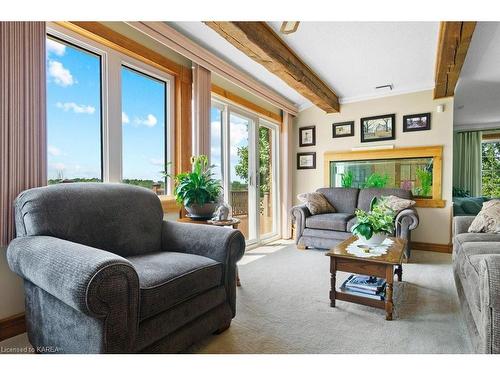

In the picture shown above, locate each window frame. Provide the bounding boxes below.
[47,23,175,195]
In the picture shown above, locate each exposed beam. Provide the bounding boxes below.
[205,22,340,113]
[434,21,476,99]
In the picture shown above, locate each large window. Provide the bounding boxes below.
[481,140,500,197]
[122,66,168,193]
[46,36,102,183]
[46,26,174,194]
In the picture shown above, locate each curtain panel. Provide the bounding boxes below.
[0,22,47,246]
[453,131,482,197]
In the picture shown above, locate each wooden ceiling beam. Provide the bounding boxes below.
[434,21,476,99]
[205,22,340,113]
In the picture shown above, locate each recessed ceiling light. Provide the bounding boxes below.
[280,22,300,35]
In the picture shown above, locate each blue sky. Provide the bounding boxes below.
[210,107,249,185]
[46,37,166,181]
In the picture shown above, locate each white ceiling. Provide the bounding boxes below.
[454,22,500,128]
[170,22,440,111]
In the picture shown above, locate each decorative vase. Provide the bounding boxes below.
[358,232,387,247]
[185,202,218,220]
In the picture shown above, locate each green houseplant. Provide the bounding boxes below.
[415,167,432,197]
[351,198,395,246]
[171,155,222,219]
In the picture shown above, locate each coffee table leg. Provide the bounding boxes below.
[395,265,402,282]
[330,258,336,307]
[385,266,394,320]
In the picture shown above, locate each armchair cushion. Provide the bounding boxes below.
[126,252,223,321]
[305,213,355,232]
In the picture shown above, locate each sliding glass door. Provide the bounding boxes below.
[211,100,279,246]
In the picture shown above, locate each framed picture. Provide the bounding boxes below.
[360,114,395,142]
[403,113,431,132]
[297,152,316,169]
[332,121,354,138]
[299,126,316,147]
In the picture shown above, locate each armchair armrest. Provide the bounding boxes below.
[453,216,475,236]
[290,204,311,244]
[7,236,139,352]
[394,208,419,240]
[161,220,245,316]
[161,220,245,264]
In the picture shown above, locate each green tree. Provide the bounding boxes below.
[234,127,271,196]
[482,141,500,197]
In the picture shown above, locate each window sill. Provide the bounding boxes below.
[159,195,179,213]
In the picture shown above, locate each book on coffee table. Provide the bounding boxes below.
[340,275,386,300]
[345,275,386,292]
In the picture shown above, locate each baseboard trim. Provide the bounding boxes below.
[0,313,26,341]
[411,241,452,253]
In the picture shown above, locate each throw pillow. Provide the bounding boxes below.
[381,195,416,213]
[468,199,500,233]
[297,192,336,215]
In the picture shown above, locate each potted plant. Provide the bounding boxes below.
[350,198,395,246]
[171,155,222,219]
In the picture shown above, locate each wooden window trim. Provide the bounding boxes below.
[211,84,282,124]
[324,145,446,208]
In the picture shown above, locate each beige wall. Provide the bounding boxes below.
[0,246,25,318]
[293,90,454,245]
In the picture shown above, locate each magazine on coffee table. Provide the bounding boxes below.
[345,274,386,292]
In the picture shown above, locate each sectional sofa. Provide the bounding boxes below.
[452,215,500,353]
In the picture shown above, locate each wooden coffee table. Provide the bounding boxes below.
[325,236,406,320]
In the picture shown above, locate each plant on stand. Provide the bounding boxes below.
[351,198,395,246]
[166,155,222,219]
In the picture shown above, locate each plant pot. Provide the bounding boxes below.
[185,202,218,220]
[357,232,387,247]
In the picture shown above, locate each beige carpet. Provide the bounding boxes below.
[187,241,472,354]
[0,241,472,354]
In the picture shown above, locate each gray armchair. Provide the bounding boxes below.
[291,188,419,258]
[7,183,245,353]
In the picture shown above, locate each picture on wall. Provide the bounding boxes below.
[297,152,316,169]
[360,114,395,142]
[332,121,354,138]
[403,113,431,132]
[299,126,316,147]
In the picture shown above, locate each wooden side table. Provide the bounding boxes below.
[326,236,406,320]
[176,217,242,286]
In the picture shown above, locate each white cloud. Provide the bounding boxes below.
[48,145,62,156]
[122,112,130,124]
[56,102,95,115]
[46,39,66,56]
[134,114,157,127]
[50,162,66,171]
[48,60,75,87]
[149,158,164,166]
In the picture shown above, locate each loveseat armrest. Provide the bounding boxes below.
[290,204,311,244]
[7,236,139,352]
[479,255,500,353]
[453,216,475,236]
[395,208,419,240]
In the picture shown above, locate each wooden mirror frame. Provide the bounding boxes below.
[324,145,445,208]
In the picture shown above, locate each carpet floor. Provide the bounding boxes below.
[187,241,472,354]
[0,241,472,354]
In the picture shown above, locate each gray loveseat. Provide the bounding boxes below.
[6,183,245,353]
[452,216,500,353]
[291,188,419,257]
